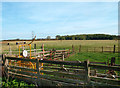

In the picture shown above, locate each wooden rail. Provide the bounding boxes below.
[89,64,120,71]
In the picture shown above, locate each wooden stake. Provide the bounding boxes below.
[102,46,103,52]
[111,57,115,66]
[72,45,74,53]
[84,60,90,84]
[34,44,36,56]
[113,45,116,53]
[50,50,52,60]
[36,59,41,86]
[62,52,65,67]
[9,45,12,55]
[42,44,44,58]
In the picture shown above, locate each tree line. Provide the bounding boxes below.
[56,34,118,40]
[2,34,118,41]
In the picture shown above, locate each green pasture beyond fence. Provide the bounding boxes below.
[2,56,120,87]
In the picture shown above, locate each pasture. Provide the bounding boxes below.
[1,40,119,64]
[1,40,118,52]
[1,40,119,62]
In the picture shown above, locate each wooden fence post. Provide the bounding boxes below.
[72,45,75,53]
[108,57,116,76]
[50,50,52,60]
[52,48,56,59]
[102,46,103,52]
[62,52,65,68]
[113,45,116,53]
[2,54,7,77]
[8,43,12,55]
[2,54,5,66]
[34,44,36,56]
[111,57,115,66]
[8,43,12,65]
[42,44,44,58]
[79,45,81,53]
[62,52,64,61]
[4,56,9,81]
[36,59,41,86]
[84,60,90,85]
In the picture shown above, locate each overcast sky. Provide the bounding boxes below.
[2,2,118,40]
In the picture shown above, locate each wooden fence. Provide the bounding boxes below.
[2,56,120,87]
[3,43,118,57]
[72,45,119,53]
[3,49,71,61]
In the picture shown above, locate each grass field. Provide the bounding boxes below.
[1,40,119,64]
[1,40,118,51]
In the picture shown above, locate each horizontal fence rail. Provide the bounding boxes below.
[89,64,120,71]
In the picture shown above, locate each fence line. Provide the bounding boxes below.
[71,45,119,53]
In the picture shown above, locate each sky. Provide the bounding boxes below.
[2,2,118,40]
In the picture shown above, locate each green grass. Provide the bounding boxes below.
[1,77,35,88]
[66,52,119,64]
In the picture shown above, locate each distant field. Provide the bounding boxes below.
[1,40,119,64]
